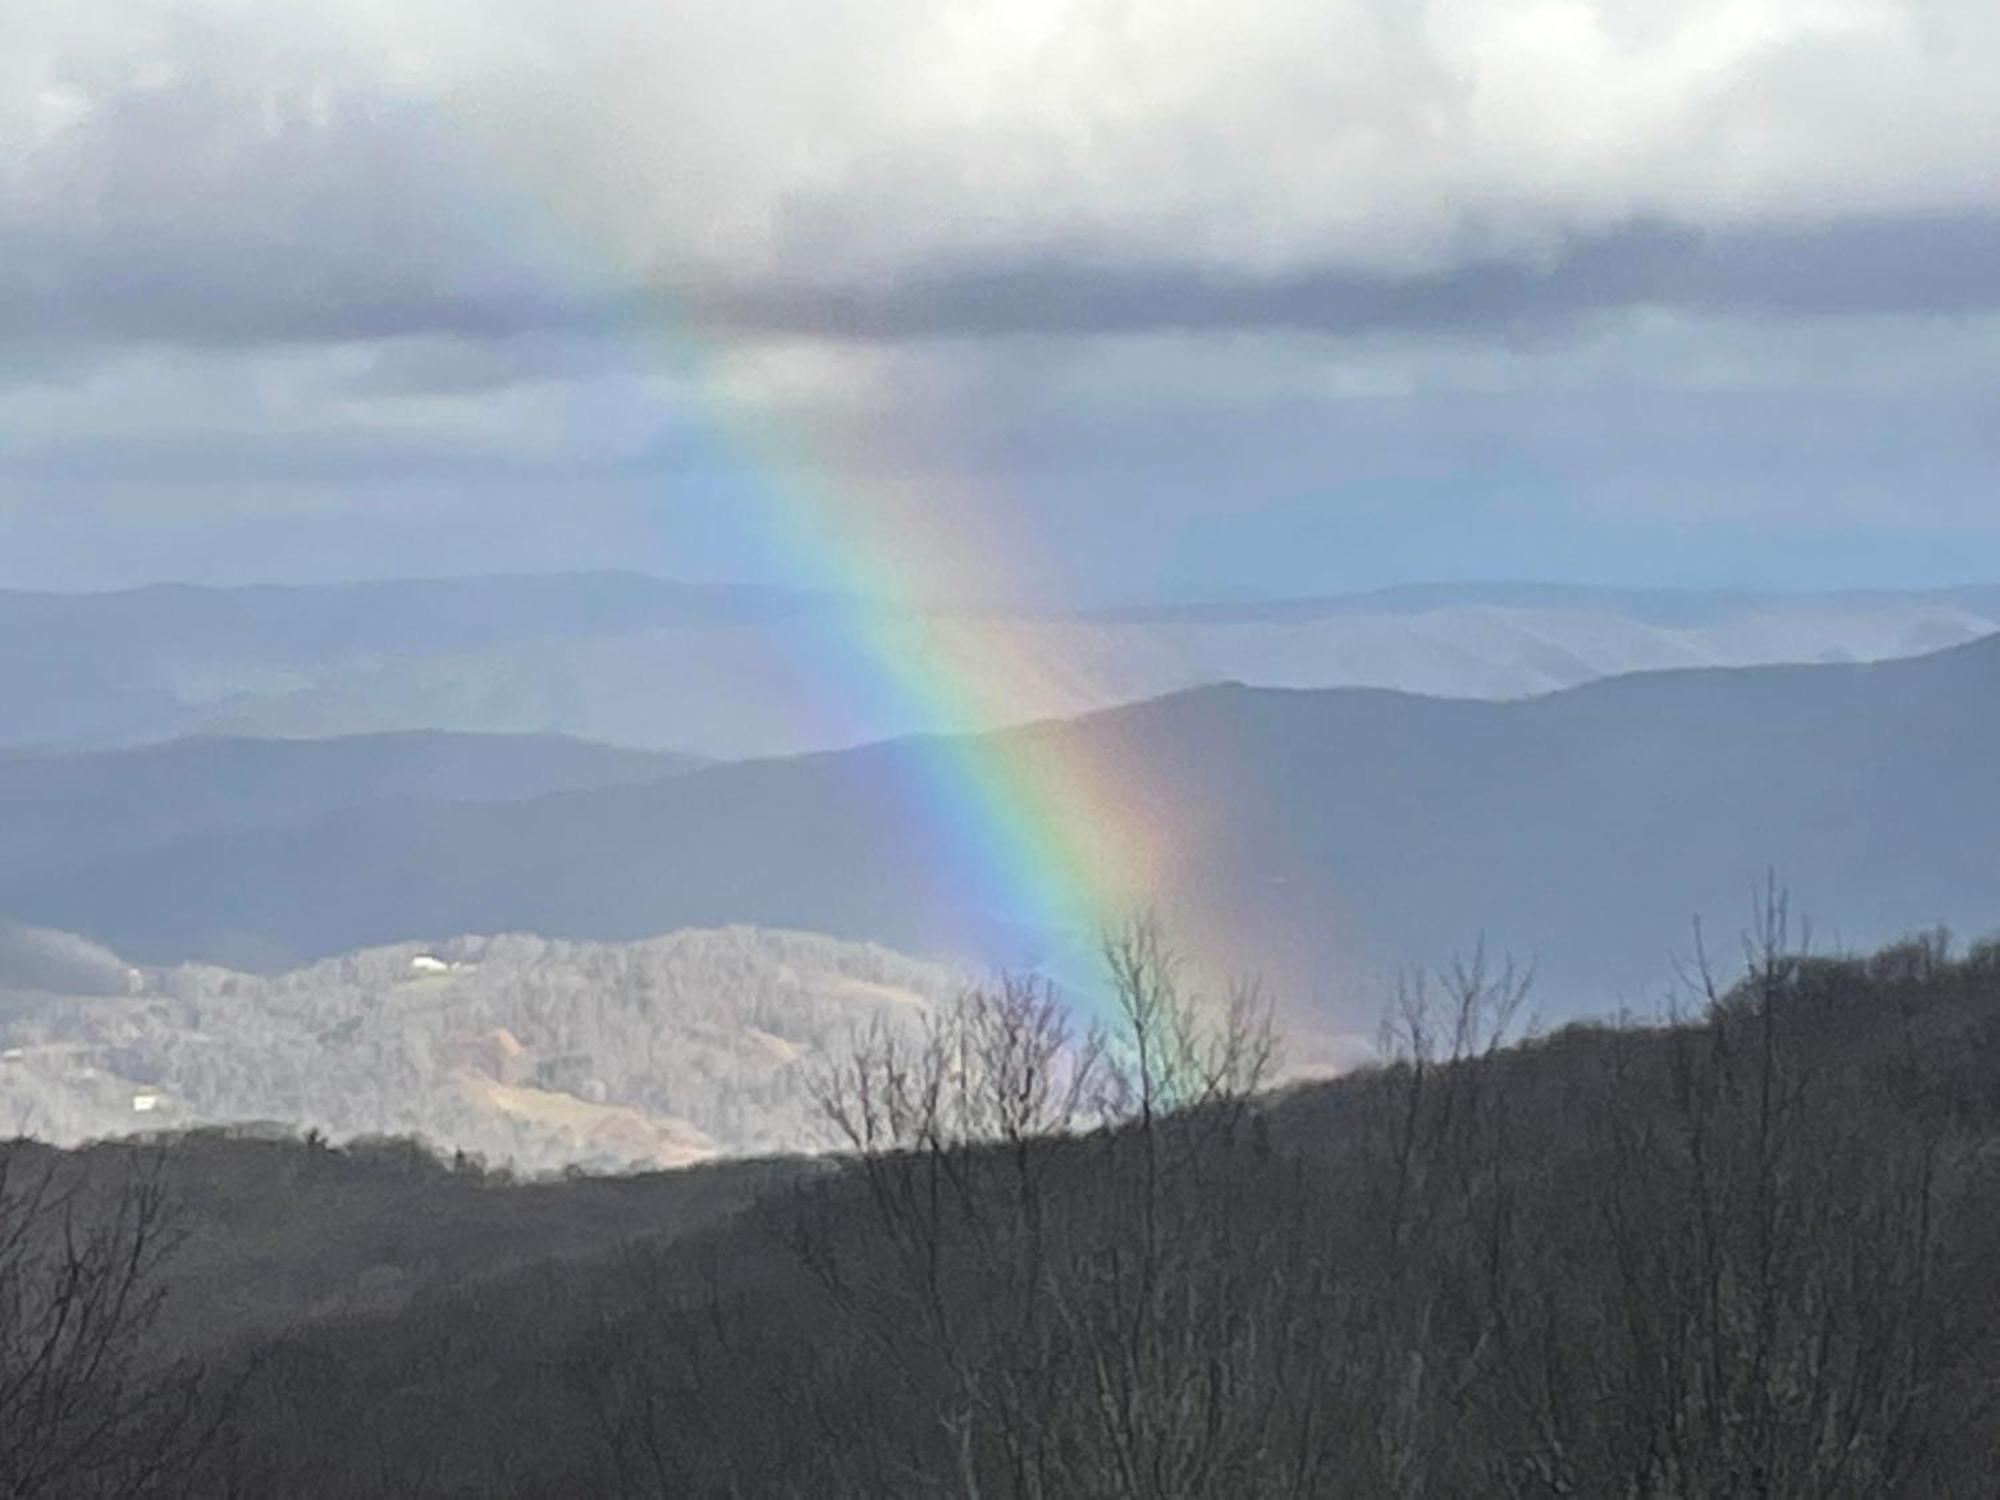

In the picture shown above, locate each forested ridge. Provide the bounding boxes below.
[6,918,2000,1497]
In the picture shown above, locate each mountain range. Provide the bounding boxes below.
[6,631,1995,1022]
[7,575,1996,758]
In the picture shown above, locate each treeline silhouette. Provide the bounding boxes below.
[6,912,2000,1497]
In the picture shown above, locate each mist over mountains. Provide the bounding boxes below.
[6,574,1995,758]
[0,574,814,750]
[6,628,1996,1022]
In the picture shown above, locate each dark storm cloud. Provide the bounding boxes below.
[9,210,1998,357]
[696,212,2000,342]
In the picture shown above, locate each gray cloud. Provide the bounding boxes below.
[10,207,2000,353]
[5,0,1999,598]
[692,213,2000,341]
[6,1,2000,353]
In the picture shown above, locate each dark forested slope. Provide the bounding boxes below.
[9,928,2000,1497]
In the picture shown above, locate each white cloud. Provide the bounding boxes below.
[6,0,2000,328]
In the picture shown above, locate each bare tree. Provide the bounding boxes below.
[0,1146,224,1498]
[780,923,1289,1498]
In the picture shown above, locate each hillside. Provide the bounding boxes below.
[0,1129,810,1373]
[0,928,960,1176]
[11,634,1997,1016]
[8,930,1999,1496]
[0,927,957,1171]
[0,731,695,889]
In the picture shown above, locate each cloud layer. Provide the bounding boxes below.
[11,0,2000,342]
[3,0,1996,594]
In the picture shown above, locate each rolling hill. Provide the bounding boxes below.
[0,731,696,887]
[0,926,956,1171]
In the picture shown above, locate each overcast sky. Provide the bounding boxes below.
[3,0,1997,602]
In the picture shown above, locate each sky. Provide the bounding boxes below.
[2,0,1997,604]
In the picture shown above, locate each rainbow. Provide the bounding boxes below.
[675,365,1184,998]
[409,107,1186,1007]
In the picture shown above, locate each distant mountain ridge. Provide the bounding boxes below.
[0,574,825,749]
[4,574,1995,757]
[1094,581,2000,627]
[8,633,1995,1019]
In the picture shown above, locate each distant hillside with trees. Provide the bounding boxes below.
[0,927,958,1172]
